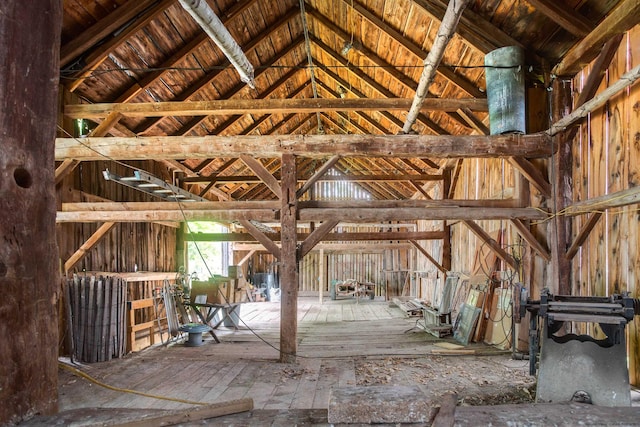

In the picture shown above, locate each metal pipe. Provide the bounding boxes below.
[402,0,471,134]
[178,0,255,88]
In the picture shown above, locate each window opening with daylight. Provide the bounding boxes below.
[186,222,230,280]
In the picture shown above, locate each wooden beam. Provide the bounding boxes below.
[239,155,283,199]
[66,193,179,228]
[311,42,449,135]
[55,111,124,185]
[55,159,80,185]
[60,0,158,67]
[236,249,256,267]
[510,219,551,262]
[64,222,116,273]
[61,201,280,211]
[297,155,341,198]
[183,173,443,184]
[1,1,61,420]
[55,132,553,160]
[238,220,280,259]
[526,0,593,37]
[447,160,463,200]
[410,240,447,274]
[66,0,173,92]
[566,213,602,260]
[233,242,412,252]
[299,220,339,258]
[334,0,484,98]
[299,207,546,222]
[136,12,303,135]
[549,64,640,135]
[463,220,518,269]
[61,198,520,211]
[57,209,279,223]
[160,159,231,201]
[456,108,490,135]
[507,157,552,198]
[549,80,573,295]
[409,181,432,199]
[552,0,640,76]
[185,230,445,242]
[563,186,640,215]
[442,169,452,271]
[280,153,298,362]
[59,201,535,221]
[65,97,487,119]
[412,0,521,54]
[403,0,471,133]
[108,398,254,427]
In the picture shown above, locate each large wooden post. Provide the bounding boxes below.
[549,79,573,295]
[280,154,298,362]
[441,169,453,272]
[0,1,62,424]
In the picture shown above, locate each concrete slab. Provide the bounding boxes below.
[328,385,435,424]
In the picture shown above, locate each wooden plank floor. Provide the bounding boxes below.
[50,297,542,425]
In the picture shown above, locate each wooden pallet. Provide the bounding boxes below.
[392,297,424,317]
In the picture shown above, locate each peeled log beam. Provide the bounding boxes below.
[64,97,488,119]
[563,186,640,215]
[61,201,280,211]
[55,132,553,160]
[56,207,546,223]
[298,207,547,222]
[185,231,445,242]
[57,209,279,223]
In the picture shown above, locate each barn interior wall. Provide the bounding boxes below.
[569,25,640,385]
[57,160,177,274]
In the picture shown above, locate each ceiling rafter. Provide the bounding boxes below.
[131,8,303,135]
[329,0,484,98]
[173,36,307,136]
[64,0,176,91]
[306,12,479,131]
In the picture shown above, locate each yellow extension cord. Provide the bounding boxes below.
[59,362,207,406]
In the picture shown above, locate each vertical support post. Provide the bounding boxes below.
[550,79,573,295]
[280,154,298,363]
[442,168,452,272]
[319,248,325,304]
[176,222,186,272]
[0,1,62,423]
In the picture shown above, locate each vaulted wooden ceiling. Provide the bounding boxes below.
[58,0,634,202]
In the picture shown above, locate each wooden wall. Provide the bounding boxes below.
[57,160,177,274]
[569,26,640,385]
[424,25,640,385]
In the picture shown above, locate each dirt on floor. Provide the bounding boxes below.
[353,354,536,406]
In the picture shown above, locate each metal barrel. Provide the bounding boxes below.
[484,46,526,135]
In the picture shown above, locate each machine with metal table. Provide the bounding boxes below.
[518,288,640,406]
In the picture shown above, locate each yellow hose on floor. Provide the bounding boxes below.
[59,362,207,406]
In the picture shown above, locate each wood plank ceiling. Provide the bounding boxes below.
[59,0,624,202]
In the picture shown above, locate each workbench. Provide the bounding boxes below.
[185,302,242,343]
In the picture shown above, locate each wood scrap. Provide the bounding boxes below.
[112,398,254,426]
[434,342,465,350]
[432,392,458,427]
[392,297,424,317]
[431,348,476,355]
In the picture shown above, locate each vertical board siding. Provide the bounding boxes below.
[571,26,640,385]
[59,160,177,274]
